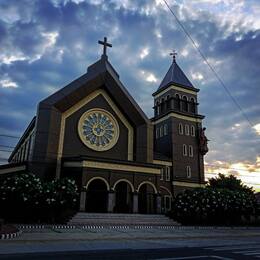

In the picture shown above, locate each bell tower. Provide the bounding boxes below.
[152,52,207,193]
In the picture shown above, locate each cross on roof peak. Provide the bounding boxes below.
[98,37,112,59]
[170,50,177,62]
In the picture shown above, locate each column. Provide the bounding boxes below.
[107,191,115,213]
[133,192,138,213]
[156,194,162,214]
[80,191,86,212]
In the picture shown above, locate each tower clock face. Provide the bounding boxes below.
[78,108,119,151]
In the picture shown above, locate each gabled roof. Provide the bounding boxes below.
[40,55,149,126]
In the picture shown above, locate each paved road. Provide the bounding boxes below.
[1,227,260,259]
[1,244,260,259]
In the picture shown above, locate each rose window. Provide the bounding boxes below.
[78,108,119,151]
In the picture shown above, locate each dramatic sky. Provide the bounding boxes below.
[0,0,259,190]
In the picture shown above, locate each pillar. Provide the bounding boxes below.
[133,192,138,213]
[107,191,115,213]
[156,194,162,214]
[80,191,86,212]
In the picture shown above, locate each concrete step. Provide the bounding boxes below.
[68,213,179,226]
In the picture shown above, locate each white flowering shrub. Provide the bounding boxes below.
[41,178,78,207]
[0,173,42,204]
[170,188,257,225]
[0,173,78,223]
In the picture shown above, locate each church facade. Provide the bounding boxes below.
[5,38,207,214]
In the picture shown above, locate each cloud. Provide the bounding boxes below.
[0,0,259,190]
[0,75,18,88]
[139,47,150,59]
[253,123,260,135]
[205,156,260,191]
[191,72,204,81]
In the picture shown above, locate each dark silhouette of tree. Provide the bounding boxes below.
[207,173,254,194]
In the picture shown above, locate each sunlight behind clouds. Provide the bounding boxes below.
[0,74,18,88]
[0,79,18,88]
[140,70,158,83]
[191,72,204,81]
[139,47,150,59]
[253,124,260,135]
[205,157,260,191]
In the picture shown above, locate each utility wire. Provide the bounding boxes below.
[1,142,260,173]
[162,0,255,128]
[0,145,16,149]
[0,149,13,153]
[0,134,20,139]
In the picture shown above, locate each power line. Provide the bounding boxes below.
[0,149,13,153]
[162,0,255,128]
[0,134,20,139]
[1,141,260,173]
[0,145,15,149]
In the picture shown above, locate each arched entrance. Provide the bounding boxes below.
[114,181,133,213]
[138,182,157,214]
[85,179,108,213]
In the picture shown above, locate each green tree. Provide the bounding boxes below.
[207,173,254,194]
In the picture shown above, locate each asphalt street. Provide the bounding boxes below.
[1,244,260,260]
[1,227,260,259]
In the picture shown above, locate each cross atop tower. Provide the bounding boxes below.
[170,50,177,62]
[98,37,112,59]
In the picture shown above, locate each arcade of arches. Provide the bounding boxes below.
[80,178,171,214]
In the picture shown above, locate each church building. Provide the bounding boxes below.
[4,38,208,214]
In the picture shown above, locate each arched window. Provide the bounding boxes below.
[191,125,195,137]
[156,127,159,139]
[160,168,164,180]
[166,95,171,109]
[160,125,163,137]
[165,166,171,181]
[155,101,160,116]
[182,95,188,112]
[185,124,190,135]
[164,124,168,135]
[190,97,196,113]
[161,98,165,113]
[186,166,191,178]
[189,145,193,157]
[179,123,183,135]
[183,144,187,156]
[174,94,180,110]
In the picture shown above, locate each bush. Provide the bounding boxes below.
[170,188,257,225]
[0,173,78,223]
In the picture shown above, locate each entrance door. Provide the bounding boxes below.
[114,182,133,213]
[138,184,156,214]
[86,179,108,213]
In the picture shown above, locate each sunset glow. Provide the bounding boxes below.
[205,157,260,191]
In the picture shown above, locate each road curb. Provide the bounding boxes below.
[15,224,260,230]
[0,230,22,240]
